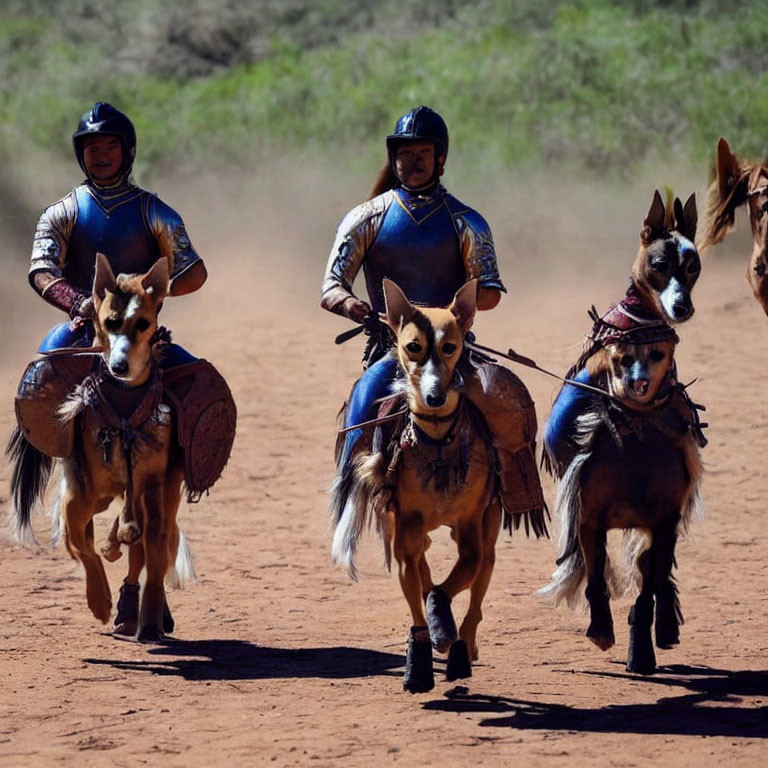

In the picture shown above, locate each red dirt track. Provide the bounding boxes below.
[1,177,767,766]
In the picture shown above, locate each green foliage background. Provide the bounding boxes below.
[1,0,767,183]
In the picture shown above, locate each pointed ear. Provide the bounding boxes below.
[716,137,742,201]
[676,193,698,242]
[93,252,117,304]
[641,190,666,245]
[383,278,416,331]
[141,257,170,300]
[449,279,477,332]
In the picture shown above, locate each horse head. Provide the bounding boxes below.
[633,190,701,324]
[92,253,170,385]
[587,336,677,412]
[700,138,768,314]
[382,278,476,428]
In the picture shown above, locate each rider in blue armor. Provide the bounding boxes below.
[29,102,207,365]
[322,106,544,517]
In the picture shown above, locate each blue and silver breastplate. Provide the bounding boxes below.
[364,188,465,313]
[66,184,161,291]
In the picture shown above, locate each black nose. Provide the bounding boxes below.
[110,360,129,376]
[426,393,446,408]
[672,301,690,319]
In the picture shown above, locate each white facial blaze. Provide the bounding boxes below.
[106,296,149,381]
[419,357,443,405]
[660,276,688,320]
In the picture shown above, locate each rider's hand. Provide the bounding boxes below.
[68,294,95,332]
[343,297,372,324]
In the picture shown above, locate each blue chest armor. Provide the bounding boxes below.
[66,185,161,291]
[364,189,466,313]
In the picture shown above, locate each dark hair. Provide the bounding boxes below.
[368,162,400,200]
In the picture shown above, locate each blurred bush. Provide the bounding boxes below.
[1,0,767,181]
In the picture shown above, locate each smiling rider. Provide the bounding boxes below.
[322,105,545,520]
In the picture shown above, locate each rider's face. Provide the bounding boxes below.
[83,135,124,185]
[395,142,440,190]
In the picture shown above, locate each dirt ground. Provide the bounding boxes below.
[1,172,767,767]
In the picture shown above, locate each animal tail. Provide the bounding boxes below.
[165,528,196,589]
[537,448,587,606]
[5,427,54,546]
[329,448,386,581]
[538,408,605,606]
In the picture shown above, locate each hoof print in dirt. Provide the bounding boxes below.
[445,639,472,681]
[426,588,457,653]
[403,626,434,694]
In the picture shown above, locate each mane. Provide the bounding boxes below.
[699,164,753,252]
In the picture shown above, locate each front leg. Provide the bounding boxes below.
[394,511,433,693]
[653,519,682,650]
[137,481,169,642]
[580,524,614,651]
[627,545,656,674]
[62,487,112,624]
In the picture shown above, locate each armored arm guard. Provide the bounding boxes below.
[321,193,391,317]
[455,209,506,293]
[148,196,203,285]
[28,193,88,315]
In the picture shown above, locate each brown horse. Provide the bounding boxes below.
[330,279,527,693]
[9,254,188,641]
[699,137,768,314]
[540,332,703,674]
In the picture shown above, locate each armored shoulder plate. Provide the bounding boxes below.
[162,360,236,500]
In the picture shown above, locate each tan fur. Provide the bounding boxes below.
[383,279,499,660]
[59,255,185,639]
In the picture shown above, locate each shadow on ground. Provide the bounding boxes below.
[423,664,768,739]
[85,638,404,681]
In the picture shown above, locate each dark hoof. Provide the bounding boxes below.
[403,626,434,694]
[426,588,458,653]
[627,626,657,675]
[445,639,472,682]
[655,621,680,650]
[136,623,164,644]
[163,600,175,635]
[586,623,615,651]
[655,599,681,649]
[114,581,139,630]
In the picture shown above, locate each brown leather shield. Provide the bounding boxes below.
[14,355,94,458]
[162,360,236,498]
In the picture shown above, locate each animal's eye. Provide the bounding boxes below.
[686,254,701,274]
[405,341,422,354]
[104,317,122,332]
[620,354,635,368]
[135,318,151,332]
[651,258,670,273]
[649,349,666,362]
[442,342,457,356]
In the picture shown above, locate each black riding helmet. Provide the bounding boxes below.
[386,106,449,186]
[72,102,136,181]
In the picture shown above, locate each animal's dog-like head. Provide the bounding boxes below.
[383,278,477,418]
[700,138,768,314]
[633,190,700,324]
[92,253,170,385]
[587,338,676,411]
